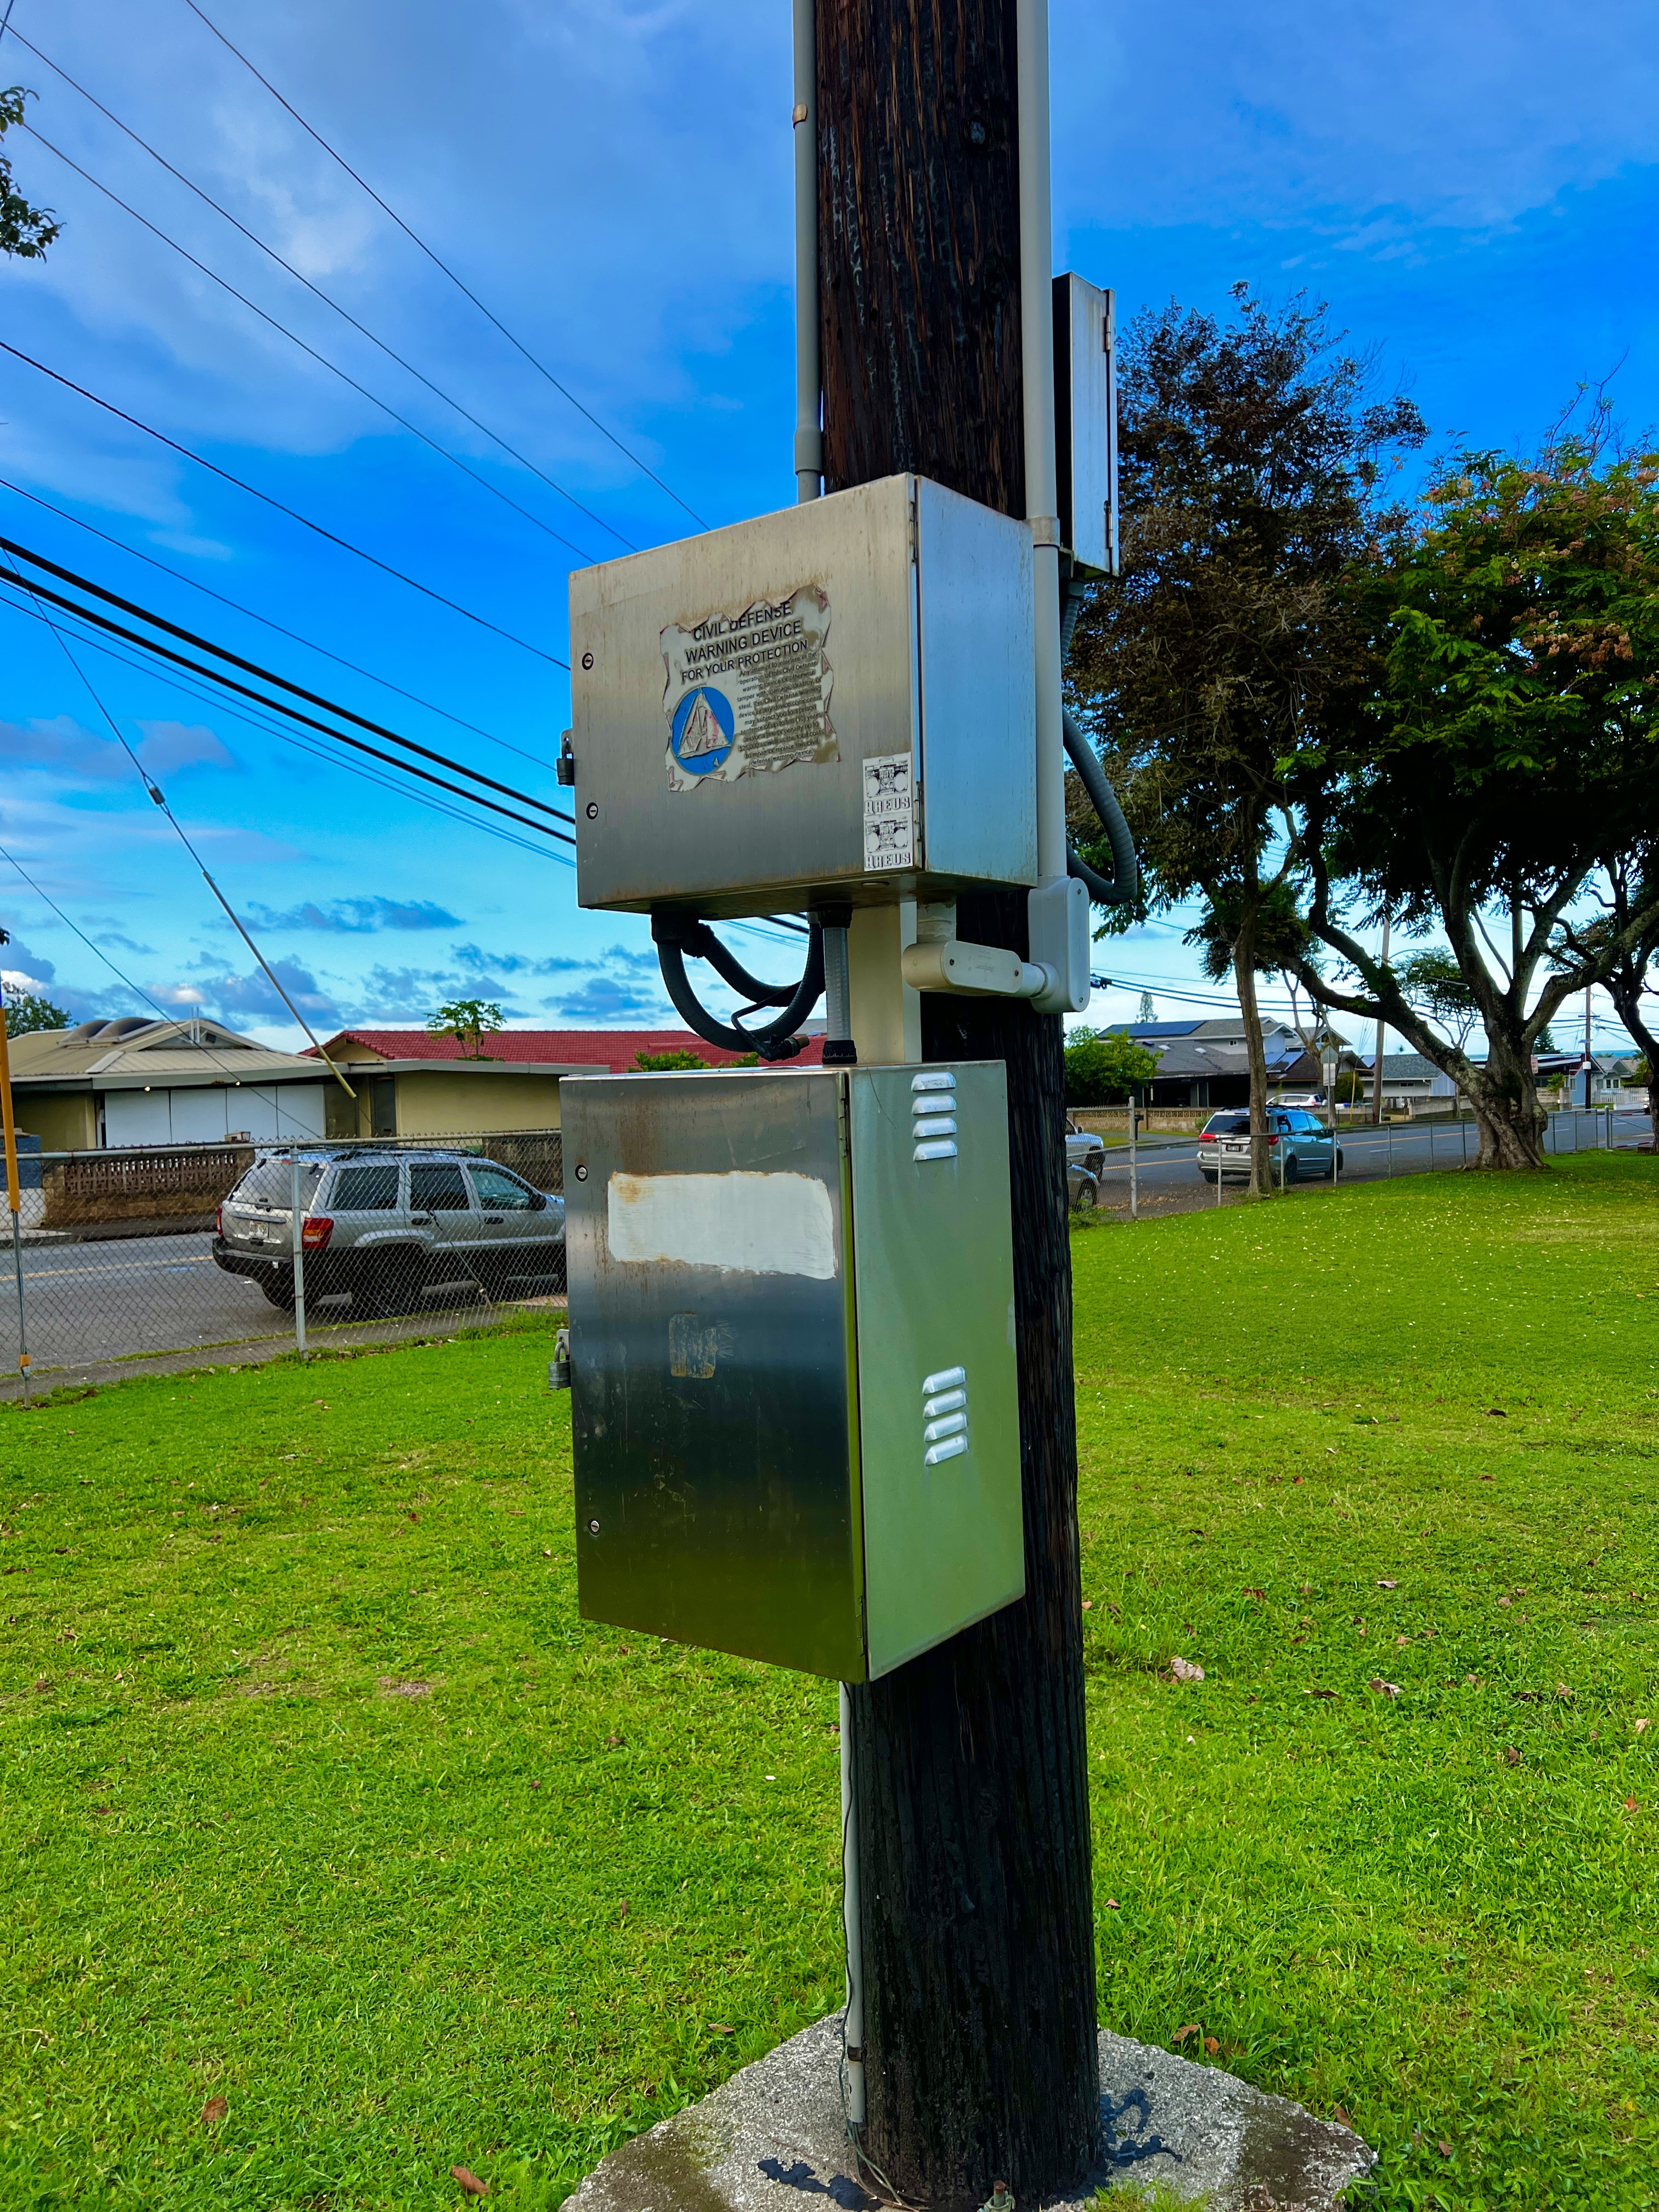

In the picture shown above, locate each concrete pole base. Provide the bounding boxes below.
[564,2014,1373,2212]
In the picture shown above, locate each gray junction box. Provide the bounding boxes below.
[563,1063,1025,1681]
[568,473,1036,920]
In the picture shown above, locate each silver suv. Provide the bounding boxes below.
[212,1148,566,1313]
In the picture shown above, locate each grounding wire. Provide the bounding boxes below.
[0,475,549,771]
[21,125,600,565]
[177,0,707,531]
[0,582,571,860]
[0,339,567,667]
[0,535,572,826]
[4,25,639,555]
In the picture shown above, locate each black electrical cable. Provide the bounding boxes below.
[4,24,637,553]
[0,339,566,667]
[0,563,573,845]
[651,911,825,1062]
[177,0,708,531]
[0,476,545,769]
[0,535,571,824]
[22,123,600,564]
[0,586,569,864]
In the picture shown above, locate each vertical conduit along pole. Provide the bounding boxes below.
[1128,1093,1138,1220]
[838,1680,866,2126]
[1017,0,1066,886]
[0,1003,29,1406]
[290,1149,308,1361]
[792,0,822,507]
[801,0,860,2130]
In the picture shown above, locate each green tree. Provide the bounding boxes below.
[1393,947,1482,1056]
[1,88,60,259]
[427,998,503,1059]
[633,1048,709,1071]
[2,986,70,1035]
[1063,1027,1160,1107]
[1285,418,1659,1166]
[1069,285,1424,1193]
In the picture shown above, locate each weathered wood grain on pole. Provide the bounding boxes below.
[817,4,1100,2202]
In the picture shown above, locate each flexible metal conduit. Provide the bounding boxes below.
[1059,584,1136,907]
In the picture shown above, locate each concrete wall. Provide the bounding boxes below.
[391,1071,565,1136]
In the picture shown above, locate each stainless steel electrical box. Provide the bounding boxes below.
[563,1062,1025,1680]
[1053,273,1118,577]
[568,475,1036,920]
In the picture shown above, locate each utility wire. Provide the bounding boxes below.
[0,535,572,826]
[0,586,569,865]
[0,339,567,667]
[4,25,639,555]
[177,0,707,531]
[22,123,600,565]
[0,553,357,1089]
[0,835,330,1136]
[0,475,548,770]
[0,564,573,843]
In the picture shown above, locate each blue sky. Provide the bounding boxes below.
[0,0,1654,1053]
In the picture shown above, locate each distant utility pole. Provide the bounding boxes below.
[817,2,1100,2202]
[1371,914,1389,1125]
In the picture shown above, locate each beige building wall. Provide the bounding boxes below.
[392,1070,564,1135]
[12,1091,97,1150]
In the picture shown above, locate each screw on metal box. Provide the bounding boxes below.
[574,1164,589,1181]
[588,1518,601,1535]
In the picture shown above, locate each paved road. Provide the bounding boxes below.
[2,1110,1649,1389]
[1086,1107,1652,1220]
[2,1228,524,1389]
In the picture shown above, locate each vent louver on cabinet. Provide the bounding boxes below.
[912,1069,957,1162]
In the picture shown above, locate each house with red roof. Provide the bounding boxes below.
[309,1028,826,1139]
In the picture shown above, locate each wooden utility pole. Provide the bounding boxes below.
[817,4,1100,2203]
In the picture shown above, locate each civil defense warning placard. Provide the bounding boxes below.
[661,585,837,791]
[861,752,915,871]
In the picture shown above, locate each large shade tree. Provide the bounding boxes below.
[1068,286,1424,1193]
[1283,426,1659,1166]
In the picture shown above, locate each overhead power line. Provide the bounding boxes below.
[0,340,567,667]
[0,475,551,771]
[0,563,357,1087]
[177,0,708,531]
[0,833,337,1132]
[24,125,601,563]
[0,550,573,847]
[0,535,571,825]
[5,25,638,556]
[0,586,568,865]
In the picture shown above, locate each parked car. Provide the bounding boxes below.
[1063,1115,1107,1178]
[1068,1160,1100,1211]
[1197,1109,1344,1185]
[212,1148,566,1312]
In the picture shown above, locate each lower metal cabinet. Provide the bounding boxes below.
[563,1061,1024,1680]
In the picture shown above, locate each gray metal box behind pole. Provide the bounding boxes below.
[1053,273,1118,577]
[568,475,1036,920]
[563,1064,1024,1681]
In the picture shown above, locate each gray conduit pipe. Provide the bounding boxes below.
[1059,583,1137,907]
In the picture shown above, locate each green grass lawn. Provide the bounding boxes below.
[3,1154,1657,2210]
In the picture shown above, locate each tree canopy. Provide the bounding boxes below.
[427,999,504,1059]
[0,89,59,260]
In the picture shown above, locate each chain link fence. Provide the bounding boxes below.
[2,1131,565,1403]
